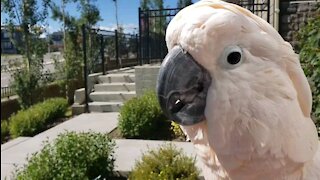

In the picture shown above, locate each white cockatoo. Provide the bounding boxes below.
[156,0,320,179]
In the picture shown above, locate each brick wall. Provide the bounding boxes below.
[279,1,319,50]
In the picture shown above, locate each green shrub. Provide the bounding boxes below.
[14,131,116,180]
[130,143,200,180]
[297,10,320,136]
[118,91,169,139]
[9,98,68,137]
[1,120,9,142]
[171,121,185,138]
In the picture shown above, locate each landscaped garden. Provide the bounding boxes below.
[113,91,186,141]
[7,91,197,180]
[1,1,319,179]
[1,98,72,144]
[2,14,320,178]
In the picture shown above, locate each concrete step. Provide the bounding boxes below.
[108,67,135,74]
[89,102,123,112]
[94,83,135,92]
[89,91,136,102]
[113,69,135,74]
[72,103,85,115]
[99,74,135,83]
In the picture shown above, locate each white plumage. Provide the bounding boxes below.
[165,0,320,179]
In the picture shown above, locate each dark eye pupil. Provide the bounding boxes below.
[227,52,241,65]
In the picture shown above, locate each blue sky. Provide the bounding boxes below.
[1,0,198,34]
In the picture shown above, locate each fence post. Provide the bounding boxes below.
[115,29,120,69]
[100,35,106,75]
[138,7,142,65]
[82,24,89,113]
[136,34,141,66]
[146,11,150,64]
[267,0,270,23]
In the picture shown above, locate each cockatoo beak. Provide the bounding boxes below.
[157,45,212,125]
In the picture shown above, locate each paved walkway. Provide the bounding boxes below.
[1,112,203,180]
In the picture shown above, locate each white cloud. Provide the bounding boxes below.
[39,25,61,38]
[96,24,117,31]
[95,23,138,34]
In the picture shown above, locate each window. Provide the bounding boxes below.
[2,32,9,38]
[3,42,13,49]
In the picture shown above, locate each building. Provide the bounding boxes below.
[1,26,22,54]
[49,31,64,52]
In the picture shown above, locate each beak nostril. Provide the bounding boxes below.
[197,83,204,92]
[171,99,185,114]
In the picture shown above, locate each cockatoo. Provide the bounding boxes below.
[156,0,320,179]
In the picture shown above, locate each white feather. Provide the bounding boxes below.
[166,0,320,179]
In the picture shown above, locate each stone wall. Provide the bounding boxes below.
[135,65,160,97]
[279,0,319,50]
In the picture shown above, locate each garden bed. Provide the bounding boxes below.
[1,98,72,144]
[108,126,186,142]
[1,111,73,144]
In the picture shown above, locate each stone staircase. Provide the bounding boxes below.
[72,67,137,114]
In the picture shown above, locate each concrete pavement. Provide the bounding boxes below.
[1,112,119,179]
[1,112,204,179]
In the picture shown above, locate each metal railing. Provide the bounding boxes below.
[138,1,272,64]
[0,71,62,99]
[1,86,15,98]
[87,28,140,75]
[81,26,140,112]
[239,0,271,22]
[139,8,181,64]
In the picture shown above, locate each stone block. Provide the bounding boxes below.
[299,22,306,28]
[88,72,102,92]
[72,103,86,115]
[297,4,309,12]
[286,7,297,13]
[287,31,294,38]
[74,88,85,104]
[135,65,160,97]
[281,15,291,23]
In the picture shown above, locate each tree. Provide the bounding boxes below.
[50,0,101,102]
[2,0,51,108]
[140,0,163,10]
[140,0,149,10]
[177,0,193,8]
[140,0,165,35]
[112,0,119,30]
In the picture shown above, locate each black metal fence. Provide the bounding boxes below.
[138,1,271,63]
[139,8,181,64]
[81,26,140,112]
[1,86,15,98]
[238,0,271,22]
[0,71,62,99]
[85,28,140,75]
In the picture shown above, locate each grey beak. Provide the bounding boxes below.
[156,46,211,125]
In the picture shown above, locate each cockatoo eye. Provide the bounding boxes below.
[221,46,243,68]
[227,52,241,65]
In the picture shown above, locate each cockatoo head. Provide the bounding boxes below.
[158,0,289,126]
[157,0,319,178]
